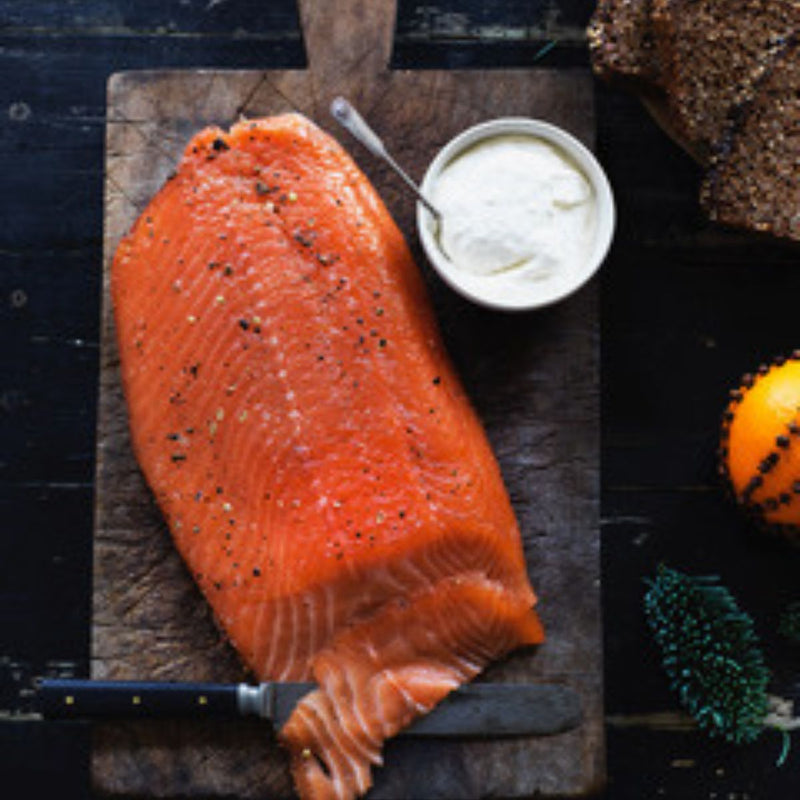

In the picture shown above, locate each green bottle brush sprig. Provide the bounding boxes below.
[644,565,800,763]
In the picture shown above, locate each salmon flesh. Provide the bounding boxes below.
[112,114,544,800]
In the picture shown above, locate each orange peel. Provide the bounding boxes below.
[720,353,800,538]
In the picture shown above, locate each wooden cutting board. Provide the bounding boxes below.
[94,1,603,797]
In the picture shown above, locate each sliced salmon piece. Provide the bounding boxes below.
[112,113,543,800]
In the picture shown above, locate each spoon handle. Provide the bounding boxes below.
[330,97,441,220]
[330,96,386,158]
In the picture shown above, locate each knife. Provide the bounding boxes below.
[33,679,581,738]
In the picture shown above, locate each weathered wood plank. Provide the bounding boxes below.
[0,0,304,38]
[393,0,592,67]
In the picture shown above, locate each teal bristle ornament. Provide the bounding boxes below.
[644,564,771,744]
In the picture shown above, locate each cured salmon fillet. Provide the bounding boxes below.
[112,113,544,800]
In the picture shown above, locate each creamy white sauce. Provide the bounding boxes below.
[430,134,596,298]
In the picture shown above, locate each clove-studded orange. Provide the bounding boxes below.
[112,113,543,800]
[720,353,800,536]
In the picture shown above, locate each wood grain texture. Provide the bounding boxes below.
[94,0,602,796]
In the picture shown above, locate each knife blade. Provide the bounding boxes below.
[34,678,581,738]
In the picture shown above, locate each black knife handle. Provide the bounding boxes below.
[37,679,240,719]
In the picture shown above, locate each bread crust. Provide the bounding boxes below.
[700,37,800,242]
[587,0,799,241]
[650,0,796,151]
[588,0,663,86]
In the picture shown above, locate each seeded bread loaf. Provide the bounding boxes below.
[700,38,800,242]
[651,0,797,152]
[588,0,799,242]
[587,0,662,85]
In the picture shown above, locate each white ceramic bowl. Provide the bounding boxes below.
[416,118,615,312]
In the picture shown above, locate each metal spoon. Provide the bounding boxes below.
[330,96,441,221]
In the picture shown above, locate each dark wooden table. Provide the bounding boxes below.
[1,2,799,798]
